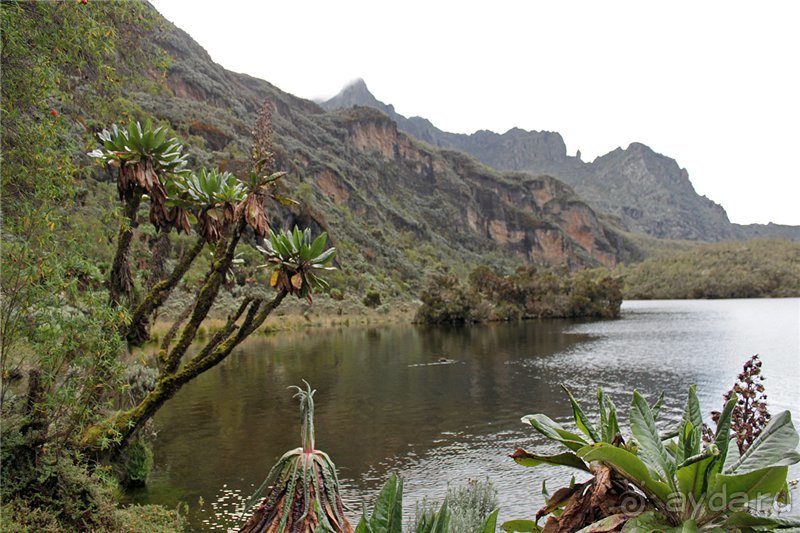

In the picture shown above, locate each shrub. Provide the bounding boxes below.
[329,287,344,301]
[507,377,800,531]
[116,439,154,488]
[417,267,622,324]
[361,474,499,533]
[0,422,183,532]
[414,274,486,324]
[363,288,382,308]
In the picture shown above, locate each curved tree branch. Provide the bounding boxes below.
[125,234,205,345]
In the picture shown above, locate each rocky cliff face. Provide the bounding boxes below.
[323,80,799,242]
[585,143,733,240]
[326,107,627,269]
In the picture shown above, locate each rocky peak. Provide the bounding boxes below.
[594,142,691,188]
[319,79,396,116]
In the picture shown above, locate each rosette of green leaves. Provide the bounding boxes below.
[88,120,188,230]
[257,226,336,303]
[508,385,800,531]
[88,120,187,173]
[168,168,245,243]
[240,382,352,532]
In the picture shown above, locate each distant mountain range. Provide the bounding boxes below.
[321,79,798,242]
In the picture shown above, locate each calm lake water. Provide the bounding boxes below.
[131,299,800,530]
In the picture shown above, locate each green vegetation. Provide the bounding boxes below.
[616,240,800,299]
[505,375,800,531]
[415,266,622,324]
[258,226,337,303]
[362,288,383,308]
[3,2,797,531]
[2,3,337,529]
[0,2,187,530]
[76,104,338,458]
[414,479,499,533]
[355,474,499,533]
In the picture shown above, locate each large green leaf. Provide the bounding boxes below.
[723,511,800,528]
[562,384,601,443]
[369,473,403,533]
[598,388,610,442]
[708,465,789,508]
[677,386,703,463]
[712,398,737,468]
[597,388,622,443]
[651,391,666,419]
[309,232,328,259]
[578,443,673,504]
[605,396,621,442]
[480,508,500,533]
[416,498,450,533]
[312,247,337,266]
[630,390,676,486]
[510,448,589,472]
[521,414,589,452]
[676,421,700,466]
[502,519,539,532]
[676,454,715,505]
[723,411,800,475]
[355,507,373,533]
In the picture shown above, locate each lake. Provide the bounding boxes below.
[130,298,800,530]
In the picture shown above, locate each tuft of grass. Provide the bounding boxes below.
[412,478,498,533]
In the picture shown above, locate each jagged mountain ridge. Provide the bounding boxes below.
[116,5,640,296]
[321,80,799,242]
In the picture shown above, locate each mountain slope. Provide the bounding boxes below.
[86,5,640,298]
[322,80,799,242]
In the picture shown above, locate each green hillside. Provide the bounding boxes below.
[616,240,800,299]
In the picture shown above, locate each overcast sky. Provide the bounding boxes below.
[149,0,799,226]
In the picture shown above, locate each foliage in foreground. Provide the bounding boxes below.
[413,478,499,533]
[506,380,800,531]
[240,382,352,532]
[355,474,499,533]
[2,4,336,530]
[0,420,184,532]
[414,266,622,324]
[616,240,800,299]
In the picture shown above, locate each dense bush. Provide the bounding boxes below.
[415,267,622,324]
[414,273,488,324]
[329,287,344,300]
[362,288,383,308]
[0,421,183,532]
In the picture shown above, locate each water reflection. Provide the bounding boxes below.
[132,299,800,530]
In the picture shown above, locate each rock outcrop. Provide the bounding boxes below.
[323,80,799,242]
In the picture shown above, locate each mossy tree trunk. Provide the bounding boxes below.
[82,215,288,458]
[125,234,205,346]
[82,288,287,458]
[108,192,141,306]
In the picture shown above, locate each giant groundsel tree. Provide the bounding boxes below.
[81,101,336,457]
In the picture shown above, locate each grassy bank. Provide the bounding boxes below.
[615,239,800,299]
